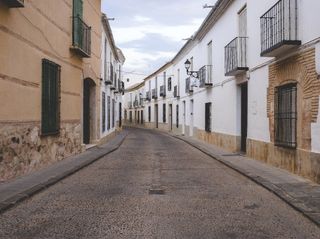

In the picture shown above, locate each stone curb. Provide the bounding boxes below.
[171,134,320,228]
[0,131,128,214]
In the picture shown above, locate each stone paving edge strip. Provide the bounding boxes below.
[0,131,129,214]
[171,134,320,228]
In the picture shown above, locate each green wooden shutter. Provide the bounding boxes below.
[73,0,83,48]
[42,59,61,135]
[73,0,83,18]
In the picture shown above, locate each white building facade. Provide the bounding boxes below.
[124,0,320,183]
[100,14,125,143]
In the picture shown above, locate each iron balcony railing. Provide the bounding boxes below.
[3,0,24,7]
[185,77,193,94]
[199,65,213,87]
[261,0,300,57]
[72,15,91,58]
[152,89,158,99]
[224,37,248,76]
[146,91,151,101]
[173,85,180,98]
[160,85,166,97]
[134,100,139,108]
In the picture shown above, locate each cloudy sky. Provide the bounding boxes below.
[101,0,216,86]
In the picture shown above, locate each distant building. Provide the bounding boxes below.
[124,0,320,183]
[100,14,125,143]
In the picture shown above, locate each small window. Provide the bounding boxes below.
[163,104,166,123]
[168,77,172,91]
[205,102,212,132]
[148,106,151,122]
[41,59,61,135]
[274,83,297,148]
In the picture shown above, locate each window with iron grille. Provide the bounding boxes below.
[168,77,172,91]
[102,92,106,132]
[148,106,151,122]
[176,105,179,128]
[41,59,61,135]
[274,83,297,148]
[205,102,212,132]
[163,104,166,123]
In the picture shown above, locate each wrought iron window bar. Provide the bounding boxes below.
[274,83,297,148]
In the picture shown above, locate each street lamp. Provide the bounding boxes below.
[184,59,199,78]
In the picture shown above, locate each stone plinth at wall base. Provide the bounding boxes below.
[196,130,240,153]
[98,130,118,145]
[0,122,82,182]
[247,138,320,184]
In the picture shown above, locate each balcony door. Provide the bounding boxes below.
[239,6,247,37]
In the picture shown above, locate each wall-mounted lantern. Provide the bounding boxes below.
[184,59,199,78]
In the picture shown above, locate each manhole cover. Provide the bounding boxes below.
[149,188,165,195]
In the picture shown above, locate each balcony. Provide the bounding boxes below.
[146,91,151,101]
[3,0,24,7]
[173,85,180,98]
[133,100,139,108]
[224,37,248,76]
[71,16,91,58]
[185,77,193,94]
[160,85,166,97]
[261,0,301,57]
[199,65,213,87]
[152,89,158,99]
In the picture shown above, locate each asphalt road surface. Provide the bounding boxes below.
[0,128,319,239]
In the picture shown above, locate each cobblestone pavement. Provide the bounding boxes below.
[0,128,319,239]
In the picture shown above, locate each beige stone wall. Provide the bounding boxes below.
[197,130,240,152]
[0,0,102,181]
[247,138,320,183]
[0,122,83,181]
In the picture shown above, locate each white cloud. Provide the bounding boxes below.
[113,19,201,44]
[133,15,152,23]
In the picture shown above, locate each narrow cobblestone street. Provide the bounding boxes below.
[0,128,319,239]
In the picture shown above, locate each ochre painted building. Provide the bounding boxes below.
[0,0,103,181]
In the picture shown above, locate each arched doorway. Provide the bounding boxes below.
[83,78,96,144]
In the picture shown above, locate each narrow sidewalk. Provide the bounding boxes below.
[170,133,320,227]
[0,130,128,213]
